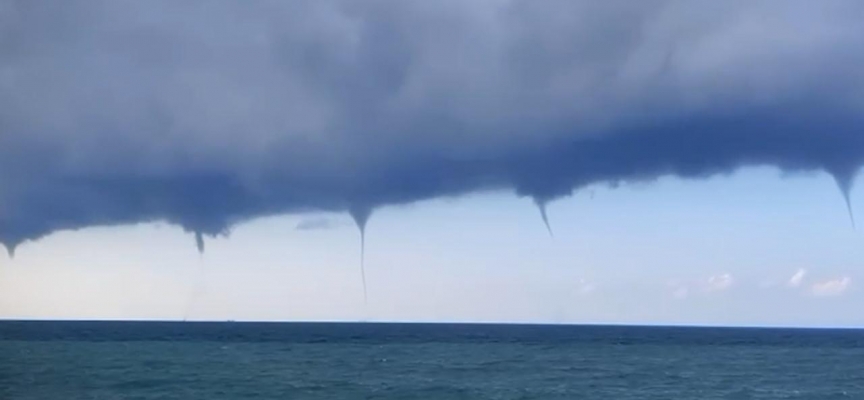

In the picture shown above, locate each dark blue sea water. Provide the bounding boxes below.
[1,322,863,399]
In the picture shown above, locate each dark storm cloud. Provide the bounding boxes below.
[1,0,864,254]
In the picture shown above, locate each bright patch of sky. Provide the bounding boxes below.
[2,168,861,327]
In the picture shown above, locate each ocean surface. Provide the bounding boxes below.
[1,322,863,399]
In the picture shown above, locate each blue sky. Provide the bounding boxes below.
[2,167,861,326]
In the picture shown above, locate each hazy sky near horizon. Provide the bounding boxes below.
[2,0,864,326]
[2,167,863,327]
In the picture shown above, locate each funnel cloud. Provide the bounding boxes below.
[349,206,372,304]
[194,232,205,255]
[1,1,864,255]
[534,199,554,238]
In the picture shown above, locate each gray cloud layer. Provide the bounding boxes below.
[2,0,864,254]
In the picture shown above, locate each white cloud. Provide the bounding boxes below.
[810,277,851,297]
[788,268,807,288]
[705,273,734,292]
[666,273,733,299]
[577,279,595,296]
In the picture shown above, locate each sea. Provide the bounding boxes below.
[1,322,863,399]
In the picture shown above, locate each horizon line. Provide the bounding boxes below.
[1,318,862,331]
